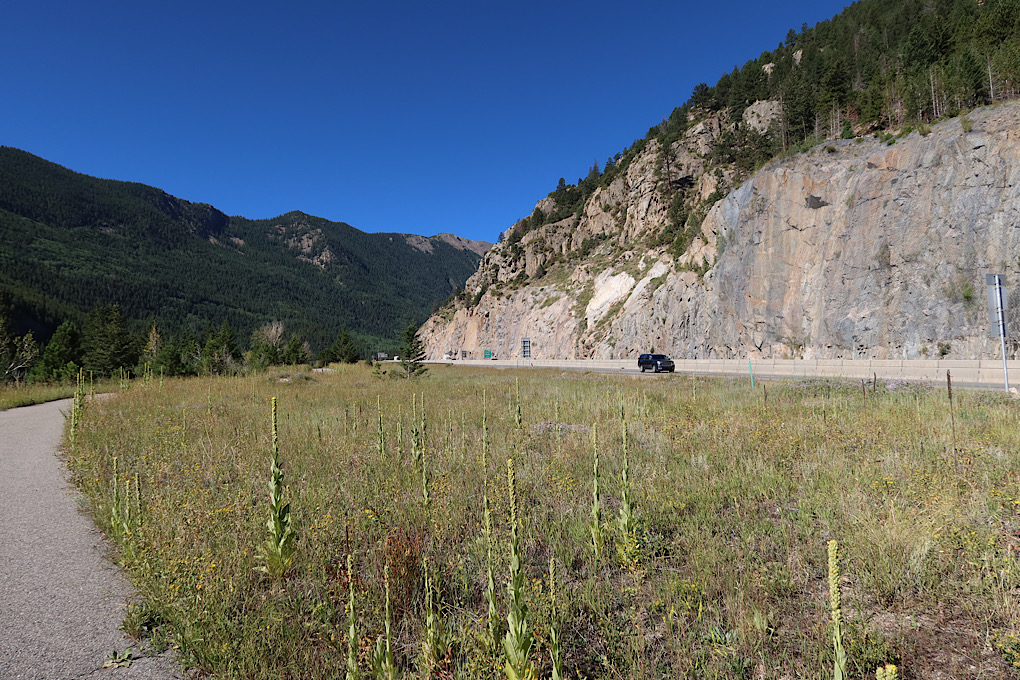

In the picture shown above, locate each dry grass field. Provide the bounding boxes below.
[65,365,1020,679]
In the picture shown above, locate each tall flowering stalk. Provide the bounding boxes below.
[371,563,398,679]
[589,423,604,558]
[258,397,296,578]
[412,394,430,512]
[503,458,535,680]
[514,378,522,429]
[420,553,444,675]
[548,557,563,680]
[377,395,385,457]
[828,540,847,680]
[482,392,501,657]
[68,368,87,452]
[347,554,360,680]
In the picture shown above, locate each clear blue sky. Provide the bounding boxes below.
[3,1,851,243]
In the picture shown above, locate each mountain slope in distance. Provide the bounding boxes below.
[0,146,490,349]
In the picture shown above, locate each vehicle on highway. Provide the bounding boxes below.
[638,353,675,373]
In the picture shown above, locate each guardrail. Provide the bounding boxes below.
[433,357,1019,388]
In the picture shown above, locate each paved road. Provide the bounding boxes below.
[430,359,1016,391]
[0,399,181,680]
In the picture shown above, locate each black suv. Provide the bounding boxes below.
[638,353,675,373]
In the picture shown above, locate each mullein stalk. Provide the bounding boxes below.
[347,554,360,680]
[396,405,403,455]
[482,391,501,656]
[372,563,399,679]
[420,445,430,513]
[412,394,420,467]
[503,458,535,680]
[419,393,428,449]
[419,394,430,512]
[947,370,957,461]
[69,368,87,452]
[420,553,444,675]
[259,397,296,578]
[828,540,848,680]
[589,422,604,558]
[549,557,563,680]
[110,456,123,534]
[377,395,385,457]
[133,473,141,525]
[410,395,430,511]
[514,378,522,429]
[554,399,561,455]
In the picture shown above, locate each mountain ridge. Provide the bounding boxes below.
[0,146,490,349]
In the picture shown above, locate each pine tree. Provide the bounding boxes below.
[82,305,137,378]
[30,320,81,382]
[399,323,428,379]
[282,335,309,365]
[321,326,359,364]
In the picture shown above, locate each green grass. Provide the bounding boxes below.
[67,367,1020,679]
[0,382,78,410]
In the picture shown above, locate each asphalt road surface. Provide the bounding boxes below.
[0,399,181,680]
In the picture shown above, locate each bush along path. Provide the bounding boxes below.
[0,398,181,680]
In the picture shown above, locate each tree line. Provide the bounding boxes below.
[0,301,371,386]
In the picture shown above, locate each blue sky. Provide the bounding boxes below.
[3,1,850,243]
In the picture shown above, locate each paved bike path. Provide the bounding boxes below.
[0,399,181,679]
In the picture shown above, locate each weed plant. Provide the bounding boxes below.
[66,366,1020,679]
[258,397,296,578]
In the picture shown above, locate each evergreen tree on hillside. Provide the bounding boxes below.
[399,323,428,379]
[282,335,309,365]
[321,326,359,364]
[202,320,241,375]
[82,305,138,378]
[150,337,193,377]
[29,320,81,382]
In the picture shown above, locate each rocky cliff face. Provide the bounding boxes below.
[421,103,1020,361]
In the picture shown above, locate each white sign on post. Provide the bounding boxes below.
[986,274,1009,392]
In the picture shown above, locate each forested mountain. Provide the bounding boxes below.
[500,0,1020,252]
[665,0,1019,146]
[0,146,489,351]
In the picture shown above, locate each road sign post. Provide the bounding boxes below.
[987,274,1009,392]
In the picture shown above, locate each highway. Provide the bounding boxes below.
[428,357,1019,392]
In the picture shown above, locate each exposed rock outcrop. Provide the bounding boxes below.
[421,104,1020,361]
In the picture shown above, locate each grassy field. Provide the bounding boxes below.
[65,365,1020,679]
[0,382,77,410]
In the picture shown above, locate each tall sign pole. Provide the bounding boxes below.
[987,274,1010,392]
